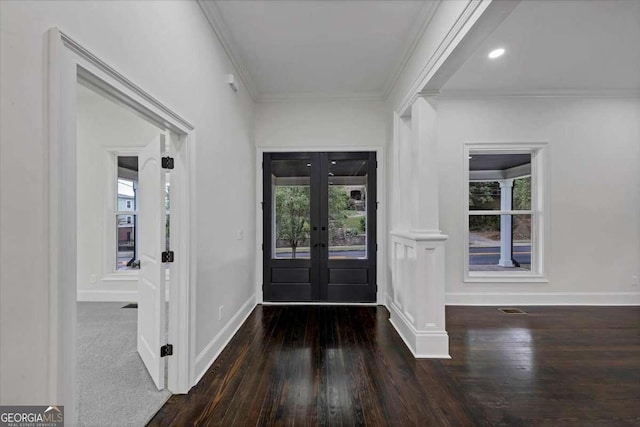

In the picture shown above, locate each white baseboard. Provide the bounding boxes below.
[387,301,450,358]
[446,292,640,306]
[193,294,257,385]
[77,289,138,302]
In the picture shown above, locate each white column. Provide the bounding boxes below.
[410,95,440,234]
[388,93,449,359]
[498,179,514,267]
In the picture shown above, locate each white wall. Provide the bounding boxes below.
[76,84,162,302]
[0,0,255,404]
[438,97,640,304]
[255,100,387,148]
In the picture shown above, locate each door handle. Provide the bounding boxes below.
[321,243,327,248]
[313,243,318,248]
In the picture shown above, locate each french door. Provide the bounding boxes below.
[263,152,377,302]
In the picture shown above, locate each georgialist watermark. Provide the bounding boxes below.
[0,406,64,427]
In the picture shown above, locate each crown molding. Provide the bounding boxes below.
[438,89,640,99]
[197,0,259,100]
[256,91,386,104]
[381,1,440,100]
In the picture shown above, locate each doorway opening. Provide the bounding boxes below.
[48,29,195,425]
[263,152,377,302]
[75,79,176,425]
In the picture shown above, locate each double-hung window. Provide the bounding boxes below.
[115,155,139,271]
[464,143,547,281]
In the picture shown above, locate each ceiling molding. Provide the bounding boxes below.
[438,89,640,99]
[197,0,259,100]
[256,91,386,104]
[397,0,492,115]
[381,1,440,100]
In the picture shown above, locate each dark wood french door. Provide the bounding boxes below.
[263,152,377,302]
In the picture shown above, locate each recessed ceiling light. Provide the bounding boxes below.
[306,163,311,167]
[488,48,505,59]
[331,161,337,165]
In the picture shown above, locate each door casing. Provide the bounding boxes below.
[48,28,196,424]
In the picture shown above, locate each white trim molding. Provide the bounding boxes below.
[438,89,640,99]
[381,1,440,99]
[194,295,257,385]
[446,292,640,306]
[197,0,258,101]
[397,0,496,115]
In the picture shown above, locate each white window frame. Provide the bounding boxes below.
[104,149,140,278]
[463,142,549,282]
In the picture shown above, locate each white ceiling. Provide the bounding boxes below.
[200,0,436,100]
[442,0,640,94]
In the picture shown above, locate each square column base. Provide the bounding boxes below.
[388,230,450,359]
[389,303,450,358]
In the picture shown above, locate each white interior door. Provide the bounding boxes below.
[137,134,166,390]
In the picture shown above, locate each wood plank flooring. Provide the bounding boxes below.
[148,305,640,426]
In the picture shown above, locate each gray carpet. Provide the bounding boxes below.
[76,302,171,427]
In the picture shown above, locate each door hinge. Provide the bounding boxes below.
[162,156,174,169]
[376,160,378,168]
[162,251,174,263]
[261,202,264,210]
[376,243,378,251]
[261,284,264,291]
[261,243,264,251]
[160,344,173,357]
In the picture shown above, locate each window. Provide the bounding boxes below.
[465,144,547,281]
[116,156,139,271]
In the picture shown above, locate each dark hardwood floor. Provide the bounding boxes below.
[148,305,640,426]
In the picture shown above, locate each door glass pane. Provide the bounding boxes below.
[328,159,368,259]
[272,159,311,259]
[468,214,532,271]
[117,214,137,270]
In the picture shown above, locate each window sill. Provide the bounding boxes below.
[464,273,548,283]
[102,270,170,282]
[102,272,139,281]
